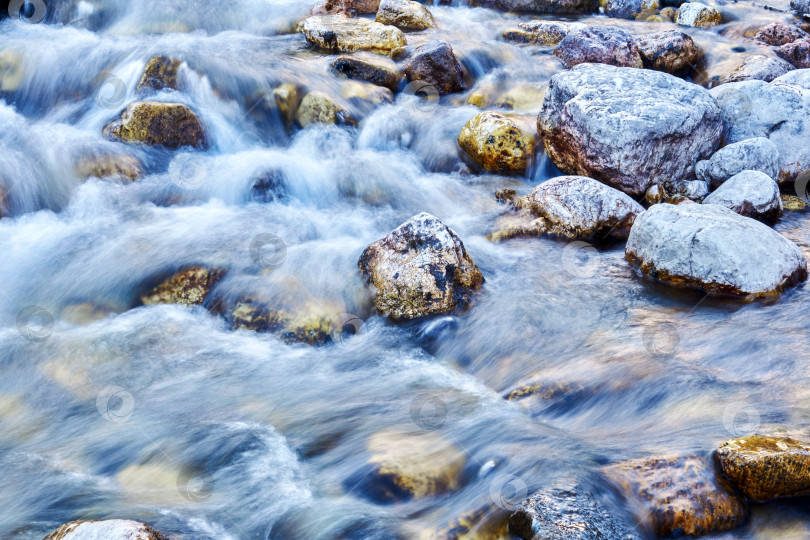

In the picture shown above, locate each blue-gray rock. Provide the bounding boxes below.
[626,203,806,297]
[695,137,780,189]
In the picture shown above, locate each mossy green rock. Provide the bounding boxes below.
[104,101,207,149]
[137,55,182,92]
[716,435,810,501]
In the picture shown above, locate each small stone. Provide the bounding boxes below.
[659,6,676,20]
[754,22,809,46]
[0,49,24,92]
[626,203,807,297]
[403,40,465,95]
[103,101,207,149]
[137,55,182,92]
[695,137,780,189]
[487,212,546,242]
[779,39,810,69]
[553,26,643,69]
[636,30,699,76]
[716,435,810,501]
[272,83,302,132]
[296,91,353,127]
[515,175,645,241]
[359,212,483,320]
[43,520,169,540]
[502,21,582,45]
[310,0,381,15]
[782,194,807,211]
[299,15,406,55]
[603,454,748,537]
[376,0,434,30]
[458,111,536,175]
[140,266,226,306]
[331,54,402,91]
[664,179,709,201]
[676,2,721,29]
[716,55,795,85]
[702,170,783,222]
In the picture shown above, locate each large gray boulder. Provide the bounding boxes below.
[538,63,723,196]
[695,137,780,189]
[515,176,645,241]
[553,26,643,69]
[703,170,783,222]
[710,79,810,184]
[359,213,484,320]
[626,204,807,298]
[715,55,795,85]
[606,0,660,19]
[43,520,168,540]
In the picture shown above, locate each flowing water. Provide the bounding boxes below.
[1,0,810,538]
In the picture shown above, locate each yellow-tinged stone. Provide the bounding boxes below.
[272,83,301,131]
[0,49,24,92]
[782,194,807,212]
[137,55,182,92]
[103,101,207,149]
[299,15,406,55]
[716,435,810,501]
[296,91,351,127]
[458,111,536,175]
[74,154,142,182]
[367,428,466,500]
[140,266,226,306]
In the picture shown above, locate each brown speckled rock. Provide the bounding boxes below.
[716,435,810,501]
[458,111,536,174]
[636,30,699,76]
[359,213,483,320]
[376,0,434,30]
[553,26,643,69]
[404,41,465,95]
[779,39,810,68]
[140,266,226,306]
[103,101,207,149]
[310,0,381,16]
[501,21,583,45]
[603,454,748,537]
[676,2,721,29]
[43,519,168,540]
[754,22,809,46]
[137,55,182,92]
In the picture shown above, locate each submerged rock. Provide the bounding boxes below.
[605,0,660,20]
[403,40,465,95]
[376,0,434,30]
[74,153,142,182]
[779,39,810,69]
[715,55,795,85]
[359,213,483,320]
[140,266,226,306]
[635,30,699,76]
[626,203,807,297]
[782,194,807,211]
[103,101,207,149]
[331,54,402,91]
[501,21,582,45]
[137,55,182,92]
[458,111,536,174]
[754,22,809,46]
[361,428,466,502]
[272,82,302,132]
[508,481,641,540]
[792,0,810,17]
[43,519,168,540]
[299,15,406,55]
[310,0,381,15]
[716,435,810,501]
[662,179,709,202]
[515,176,645,241]
[676,2,721,28]
[702,170,782,222]
[467,0,598,14]
[710,79,810,183]
[538,63,722,196]
[553,26,643,69]
[603,454,748,537]
[695,137,780,189]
